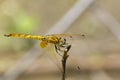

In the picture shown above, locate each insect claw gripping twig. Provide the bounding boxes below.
[54,45,63,56]
[66,45,71,53]
[62,46,70,80]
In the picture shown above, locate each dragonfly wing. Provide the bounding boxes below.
[51,34,85,40]
[46,44,62,71]
[40,41,48,48]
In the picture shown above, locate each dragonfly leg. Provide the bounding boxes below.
[66,44,71,53]
[57,43,71,53]
[55,45,62,56]
[54,40,71,56]
[59,42,71,53]
[55,45,59,53]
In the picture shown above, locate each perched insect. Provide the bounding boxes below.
[4,33,85,55]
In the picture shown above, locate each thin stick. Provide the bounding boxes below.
[62,50,69,80]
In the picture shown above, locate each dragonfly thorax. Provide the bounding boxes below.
[45,35,59,44]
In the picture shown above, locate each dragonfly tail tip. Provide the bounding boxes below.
[4,34,11,37]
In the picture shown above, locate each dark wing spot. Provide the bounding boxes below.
[81,34,85,37]
[77,66,80,70]
[68,35,72,38]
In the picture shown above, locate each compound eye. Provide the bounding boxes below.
[59,38,66,45]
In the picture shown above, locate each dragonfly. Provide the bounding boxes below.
[4,33,85,55]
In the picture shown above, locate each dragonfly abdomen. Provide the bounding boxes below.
[4,33,45,40]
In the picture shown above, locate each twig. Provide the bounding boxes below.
[62,50,69,80]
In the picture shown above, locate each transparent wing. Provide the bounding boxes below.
[50,34,86,40]
[45,44,62,71]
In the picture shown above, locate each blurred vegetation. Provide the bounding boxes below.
[8,11,38,33]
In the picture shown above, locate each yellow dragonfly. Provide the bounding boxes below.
[4,33,85,55]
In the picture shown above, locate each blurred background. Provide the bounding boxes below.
[0,0,120,80]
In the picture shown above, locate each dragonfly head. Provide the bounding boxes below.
[58,37,66,46]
